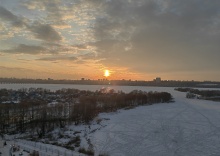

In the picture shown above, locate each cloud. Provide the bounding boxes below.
[1,44,46,55]
[0,6,62,43]
[38,56,78,61]
[0,6,26,27]
[27,23,62,42]
[1,42,74,55]
[22,0,104,30]
[24,0,70,30]
[79,53,96,60]
[0,1,99,50]
[30,0,71,29]
[0,65,31,71]
[72,44,88,51]
[1,40,79,56]
[0,25,14,39]
[91,0,220,73]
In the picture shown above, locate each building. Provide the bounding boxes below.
[155,77,161,83]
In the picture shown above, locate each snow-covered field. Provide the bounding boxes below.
[90,90,220,156]
[1,84,220,156]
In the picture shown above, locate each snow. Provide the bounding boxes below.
[0,140,30,156]
[0,144,10,156]
[14,139,85,156]
[87,88,220,156]
[1,85,220,156]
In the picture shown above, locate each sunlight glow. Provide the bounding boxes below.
[104,70,110,77]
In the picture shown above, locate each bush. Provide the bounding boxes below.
[67,136,80,146]
[78,147,94,156]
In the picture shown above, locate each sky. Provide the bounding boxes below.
[0,0,220,81]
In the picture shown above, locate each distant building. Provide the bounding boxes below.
[154,77,161,83]
[81,78,85,81]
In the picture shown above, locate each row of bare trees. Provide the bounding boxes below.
[0,88,173,137]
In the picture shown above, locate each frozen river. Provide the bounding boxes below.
[0,83,174,93]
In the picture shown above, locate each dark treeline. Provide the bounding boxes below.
[175,88,220,101]
[175,88,220,97]
[0,88,173,137]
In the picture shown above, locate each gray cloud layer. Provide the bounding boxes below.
[92,0,220,73]
[1,43,72,55]
[28,23,62,42]
[0,6,26,27]
[2,44,46,54]
[38,56,77,61]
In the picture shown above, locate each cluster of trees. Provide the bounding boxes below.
[175,88,220,101]
[0,88,173,137]
[72,90,172,124]
[175,88,220,97]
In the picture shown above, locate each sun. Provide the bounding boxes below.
[104,70,110,77]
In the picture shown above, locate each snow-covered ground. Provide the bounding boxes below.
[88,88,220,156]
[0,143,11,156]
[1,85,220,156]
[0,140,30,156]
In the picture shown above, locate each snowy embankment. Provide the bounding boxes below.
[15,139,86,156]
[0,139,86,156]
